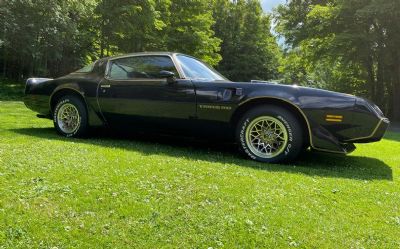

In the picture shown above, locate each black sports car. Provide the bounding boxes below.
[24,52,390,163]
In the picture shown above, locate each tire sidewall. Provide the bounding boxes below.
[53,96,87,137]
[237,106,302,163]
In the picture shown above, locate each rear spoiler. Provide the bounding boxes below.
[25,78,53,94]
[26,78,53,85]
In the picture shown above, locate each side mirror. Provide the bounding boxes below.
[159,70,176,84]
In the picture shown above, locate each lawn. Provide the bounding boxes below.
[0,83,400,248]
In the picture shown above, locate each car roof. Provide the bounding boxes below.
[104,52,184,61]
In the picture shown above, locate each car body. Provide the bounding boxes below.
[24,52,390,162]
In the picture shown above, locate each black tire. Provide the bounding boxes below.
[235,105,304,163]
[53,95,88,137]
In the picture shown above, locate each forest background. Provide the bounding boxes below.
[1,0,399,120]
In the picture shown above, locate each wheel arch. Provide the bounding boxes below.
[49,87,105,127]
[231,97,311,147]
[50,88,86,113]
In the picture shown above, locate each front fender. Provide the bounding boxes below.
[236,84,357,154]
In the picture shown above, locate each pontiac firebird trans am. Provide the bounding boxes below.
[24,52,390,163]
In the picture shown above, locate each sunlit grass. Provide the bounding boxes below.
[0,98,399,248]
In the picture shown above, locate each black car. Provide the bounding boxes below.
[24,52,390,163]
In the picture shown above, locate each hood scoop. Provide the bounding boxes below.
[250,80,278,84]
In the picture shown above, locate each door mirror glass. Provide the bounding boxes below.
[158,70,175,78]
[159,70,176,84]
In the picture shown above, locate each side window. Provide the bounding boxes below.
[108,56,178,80]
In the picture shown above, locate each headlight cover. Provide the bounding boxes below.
[356,97,384,118]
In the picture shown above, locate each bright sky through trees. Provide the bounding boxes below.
[261,0,285,12]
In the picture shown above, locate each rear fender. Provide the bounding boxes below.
[50,84,104,127]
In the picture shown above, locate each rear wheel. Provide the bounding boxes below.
[236,105,304,163]
[53,95,88,137]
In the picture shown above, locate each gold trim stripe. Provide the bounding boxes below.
[326,115,343,119]
[325,118,342,122]
[344,118,388,142]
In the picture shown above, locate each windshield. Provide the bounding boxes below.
[76,62,95,73]
[176,55,227,81]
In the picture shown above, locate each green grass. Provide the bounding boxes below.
[1,84,400,248]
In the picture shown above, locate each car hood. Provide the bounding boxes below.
[231,80,356,100]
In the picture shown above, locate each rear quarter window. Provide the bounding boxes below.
[76,63,95,73]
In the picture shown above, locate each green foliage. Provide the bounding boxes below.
[163,0,222,65]
[0,0,281,80]
[278,48,310,85]
[275,0,400,120]
[0,0,97,78]
[213,0,281,81]
[279,43,366,94]
[93,0,224,65]
[0,0,225,77]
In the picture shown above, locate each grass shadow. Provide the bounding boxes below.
[11,127,393,181]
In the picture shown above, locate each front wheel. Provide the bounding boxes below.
[53,95,88,137]
[236,105,304,163]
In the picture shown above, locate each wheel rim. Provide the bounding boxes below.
[57,103,81,134]
[245,116,288,159]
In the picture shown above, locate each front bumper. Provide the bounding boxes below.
[343,97,390,143]
[345,118,390,143]
[309,97,390,154]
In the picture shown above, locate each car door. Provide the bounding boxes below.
[174,54,238,122]
[97,55,196,127]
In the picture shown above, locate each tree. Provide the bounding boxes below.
[160,0,222,65]
[0,0,223,79]
[0,0,97,78]
[213,0,281,81]
[275,0,400,120]
[93,0,222,66]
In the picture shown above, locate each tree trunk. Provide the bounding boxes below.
[100,0,106,58]
[392,63,400,121]
[376,59,385,108]
[2,48,6,78]
[2,23,5,78]
[100,21,105,58]
[365,56,376,101]
[17,57,24,80]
